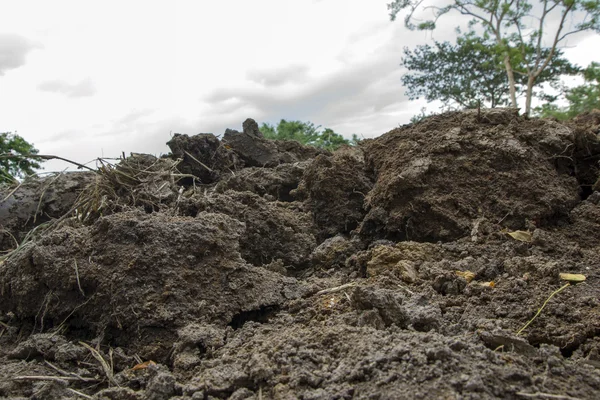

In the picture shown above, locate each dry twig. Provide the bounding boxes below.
[73,259,85,297]
[34,171,65,224]
[1,179,24,203]
[516,283,570,336]
[316,282,357,296]
[516,392,581,400]
[12,375,76,383]
[0,153,96,172]
[44,360,98,382]
[79,342,119,387]
[0,228,19,250]
[67,388,93,399]
[183,150,213,173]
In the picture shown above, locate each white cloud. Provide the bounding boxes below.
[246,65,310,87]
[38,77,96,98]
[201,21,421,137]
[0,33,41,75]
[0,0,597,172]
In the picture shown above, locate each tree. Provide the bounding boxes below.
[402,32,578,110]
[260,119,355,150]
[260,120,321,144]
[388,0,600,115]
[403,35,509,109]
[0,132,43,184]
[536,61,600,119]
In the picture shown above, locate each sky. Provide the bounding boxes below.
[1,0,599,172]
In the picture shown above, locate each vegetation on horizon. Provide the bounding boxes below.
[0,132,43,184]
[402,32,579,111]
[389,0,600,116]
[535,61,600,119]
[260,119,359,150]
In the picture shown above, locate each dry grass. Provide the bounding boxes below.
[79,342,119,387]
[1,153,197,271]
[73,155,195,223]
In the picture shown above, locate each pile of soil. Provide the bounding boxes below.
[1,111,599,399]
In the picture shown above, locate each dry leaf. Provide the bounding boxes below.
[506,230,532,242]
[131,360,156,371]
[559,273,586,283]
[455,270,476,283]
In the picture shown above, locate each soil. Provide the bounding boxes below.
[1,111,599,399]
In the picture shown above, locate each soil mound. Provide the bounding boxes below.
[361,108,582,242]
[1,111,599,399]
[293,146,373,241]
[186,190,317,269]
[2,211,300,361]
[0,171,95,251]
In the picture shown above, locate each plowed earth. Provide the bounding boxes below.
[1,110,599,399]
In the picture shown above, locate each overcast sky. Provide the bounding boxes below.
[1,0,599,172]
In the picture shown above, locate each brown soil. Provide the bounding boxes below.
[1,111,599,400]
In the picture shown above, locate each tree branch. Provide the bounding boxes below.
[454,2,494,28]
[533,2,574,79]
[558,26,593,43]
[0,153,97,172]
[513,6,532,76]
[534,0,550,70]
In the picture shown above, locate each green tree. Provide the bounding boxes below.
[260,119,353,150]
[403,34,510,109]
[388,0,600,115]
[0,132,43,183]
[536,61,600,119]
[403,33,578,110]
[260,120,321,144]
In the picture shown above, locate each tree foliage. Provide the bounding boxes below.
[260,119,357,150]
[0,132,43,184]
[536,61,600,119]
[403,34,510,109]
[402,33,579,110]
[389,0,600,115]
